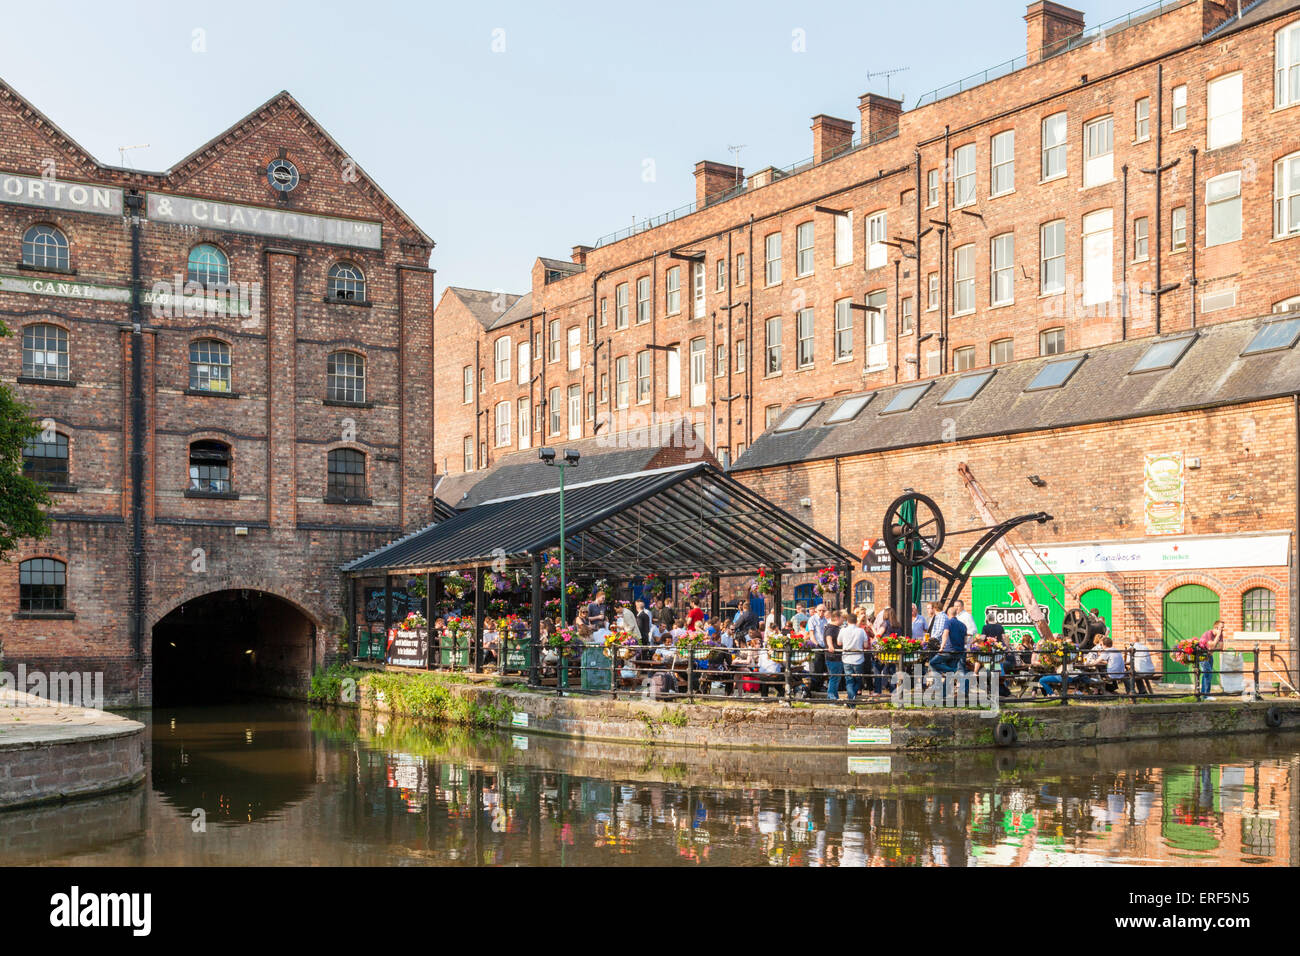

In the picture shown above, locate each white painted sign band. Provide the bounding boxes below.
[0,172,123,216]
[971,533,1292,577]
[146,193,381,250]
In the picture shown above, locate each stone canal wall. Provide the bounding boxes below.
[0,691,146,811]
[355,673,1300,753]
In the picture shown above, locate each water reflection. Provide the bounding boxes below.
[4,702,1298,866]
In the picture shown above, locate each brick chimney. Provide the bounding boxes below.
[571,244,592,266]
[1025,1,1085,64]
[811,114,855,163]
[694,161,743,206]
[857,94,903,144]
[1199,0,1235,35]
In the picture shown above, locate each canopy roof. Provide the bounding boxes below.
[343,461,855,577]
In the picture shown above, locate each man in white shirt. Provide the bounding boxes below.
[837,614,868,706]
[953,599,977,638]
[766,609,787,630]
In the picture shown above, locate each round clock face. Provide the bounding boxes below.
[267,158,300,193]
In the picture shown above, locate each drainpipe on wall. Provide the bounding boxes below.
[747,215,755,446]
[893,258,901,383]
[1121,164,1129,341]
[1189,146,1199,329]
[914,151,923,379]
[126,190,146,661]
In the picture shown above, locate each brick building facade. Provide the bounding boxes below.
[0,80,435,705]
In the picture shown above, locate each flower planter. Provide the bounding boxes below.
[974,650,1005,664]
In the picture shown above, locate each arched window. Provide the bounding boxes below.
[22,431,69,486]
[328,448,366,500]
[21,323,69,381]
[326,351,365,403]
[854,580,875,607]
[1242,588,1277,632]
[189,339,231,392]
[327,261,366,301]
[19,557,66,612]
[921,577,940,605]
[22,224,69,271]
[188,440,231,493]
[187,244,229,287]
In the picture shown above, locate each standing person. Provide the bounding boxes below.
[1198,620,1225,699]
[634,598,652,651]
[929,611,967,676]
[824,610,844,702]
[952,600,977,639]
[686,599,706,631]
[838,613,868,707]
[587,591,608,632]
[927,602,948,653]
[1131,636,1155,695]
[792,603,810,630]
[871,607,896,694]
[910,604,927,643]
[765,605,787,631]
[658,597,677,632]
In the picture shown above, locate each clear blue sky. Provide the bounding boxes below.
[1,0,1147,293]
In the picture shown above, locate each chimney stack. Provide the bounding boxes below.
[1024,1,1085,64]
[571,244,592,266]
[857,94,903,144]
[811,114,855,163]
[694,161,744,207]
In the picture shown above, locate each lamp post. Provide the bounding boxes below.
[539,447,581,623]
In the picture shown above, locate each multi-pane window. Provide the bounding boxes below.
[615,282,629,328]
[953,244,975,314]
[19,558,65,612]
[600,371,609,403]
[1134,217,1150,259]
[189,339,231,393]
[615,356,629,408]
[666,266,681,313]
[1206,171,1242,247]
[666,348,680,398]
[765,316,782,374]
[1081,209,1113,307]
[716,259,726,292]
[990,338,1013,364]
[636,349,651,403]
[327,261,365,300]
[927,272,939,310]
[953,346,975,371]
[22,323,69,381]
[834,211,852,265]
[765,232,782,285]
[636,277,650,324]
[900,297,914,335]
[494,336,510,381]
[866,211,887,270]
[462,366,473,404]
[567,326,581,371]
[952,144,976,207]
[991,130,1014,196]
[518,398,530,450]
[1207,73,1243,149]
[1243,588,1277,632]
[692,260,706,318]
[921,578,940,604]
[517,341,530,385]
[1042,112,1067,180]
[21,224,69,271]
[796,308,815,368]
[991,233,1015,306]
[567,384,581,439]
[1275,152,1300,237]
[765,405,782,428]
[1172,206,1188,250]
[1083,115,1114,187]
[927,168,939,207]
[1135,97,1151,143]
[586,390,595,421]
[23,432,68,486]
[190,440,232,494]
[689,337,706,407]
[479,442,487,469]
[715,343,726,377]
[187,243,229,287]
[549,386,561,434]
[1276,296,1300,313]
[548,319,561,362]
[600,297,607,326]
[865,290,887,368]
[795,221,814,276]
[1039,327,1066,355]
[735,338,746,372]
[494,401,511,446]
[1171,84,1187,130]
[327,351,365,403]
[1278,21,1300,108]
[1040,220,1066,295]
[463,436,474,472]
[834,298,853,359]
[327,448,365,500]
[586,313,595,344]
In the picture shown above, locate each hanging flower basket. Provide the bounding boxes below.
[812,566,841,600]
[397,611,428,631]
[642,573,667,600]
[686,572,711,602]
[752,567,774,596]
[1172,639,1210,664]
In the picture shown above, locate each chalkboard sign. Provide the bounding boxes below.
[386,628,429,667]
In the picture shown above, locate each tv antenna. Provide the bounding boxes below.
[727,144,747,185]
[865,67,909,101]
[118,144,150,167]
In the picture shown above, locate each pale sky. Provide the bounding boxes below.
[0,0,1148,293]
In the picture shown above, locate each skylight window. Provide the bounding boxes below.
[939,370,995,405]
[1026,356,1085,392]
[1242,317,1300,356]
[774,402,823,432]
[880,382,932,414]
[1131,335,1195,373]
[826,394,871,423]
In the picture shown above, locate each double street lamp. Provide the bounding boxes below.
[539,447,580,622]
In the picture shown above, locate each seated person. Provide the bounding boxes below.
[757,644,784,698]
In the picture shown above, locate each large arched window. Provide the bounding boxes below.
[19,557,66,612]
[327,448,366,500]
[327,261,366,301]
[1242,588,1277,632]
[22,431,69,486]
[921,577,940,605]
[187,244,229,287]
[853,580,875,608]
[22,224,69,271]
[21,323,69,381]
[326,351,366,403]
[188,440,231,493]
[189,339,231,392]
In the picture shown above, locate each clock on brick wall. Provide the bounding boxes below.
[255,149,310,202]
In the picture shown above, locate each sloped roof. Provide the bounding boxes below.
[1205,0,1300,38]
[343,461,856,576]
[493,291,535,330]
[540,257,584,278]
[445,286,524,329]
[732,313,1300,473]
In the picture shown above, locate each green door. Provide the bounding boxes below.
[1078,588,1112,629]
[1162,584,1220,686]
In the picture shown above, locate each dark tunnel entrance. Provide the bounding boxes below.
[151,590,316,704]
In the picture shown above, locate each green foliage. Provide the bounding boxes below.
[309,662,364,704]
[0,321,52,560]
[364,670,512,728]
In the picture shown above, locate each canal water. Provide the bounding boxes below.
[4,701,1298,866]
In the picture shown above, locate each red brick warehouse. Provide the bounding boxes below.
[0,80,436,705]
